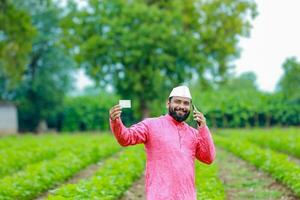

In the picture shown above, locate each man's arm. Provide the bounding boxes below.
[192,109,215,164]
[109,105,149,146]
[195,126,216,164]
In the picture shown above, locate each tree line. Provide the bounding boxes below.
[0,0,299,132]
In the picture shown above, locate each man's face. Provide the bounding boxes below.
[167,96,191,122]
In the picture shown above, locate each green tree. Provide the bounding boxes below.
[221,72,258,91]
[146,0,257,86]
[12,0,76,132]
[277,57,300,101]
[275,57,300,126]
[63,0,256,118]
[192,72,263,128]
[0,0,35,100]
[61,93,124,131]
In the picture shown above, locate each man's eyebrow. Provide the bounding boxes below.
[174,99,190,104]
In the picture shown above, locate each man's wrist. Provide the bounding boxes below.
[197,123,206,129]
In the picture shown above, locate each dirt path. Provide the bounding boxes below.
[287,155,300,165]
[120,175,146,200]
[35,161,104,200]
[216,148,299,200]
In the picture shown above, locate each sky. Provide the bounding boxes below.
[76,0,300,92]
[234,0,300,92]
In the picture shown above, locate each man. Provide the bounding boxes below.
[109,85,215,200]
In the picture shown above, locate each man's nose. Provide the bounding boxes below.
[178,104,186,109]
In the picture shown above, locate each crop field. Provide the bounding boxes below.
[0,128,299,200]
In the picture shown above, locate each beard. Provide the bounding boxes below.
[168,106,190,122]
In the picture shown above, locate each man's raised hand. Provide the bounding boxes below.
[109,105,122,120]
[193,110,206,128]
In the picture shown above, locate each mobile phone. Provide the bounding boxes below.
[192,104,199,113]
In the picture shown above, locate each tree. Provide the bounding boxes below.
[0,0,35,100]
[277,57,300,101]
[146,0,257,85]
[12,0,76,132]
[192,72,263,128]
[219,71,258,91]
[63,0,256,118]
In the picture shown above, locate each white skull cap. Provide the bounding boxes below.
[169,85,192,99]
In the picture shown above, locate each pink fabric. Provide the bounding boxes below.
[110,114,215,200]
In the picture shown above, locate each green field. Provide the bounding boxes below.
[0,128,299,200]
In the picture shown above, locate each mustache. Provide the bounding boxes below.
[174,108,188,112]
[168,107,190,122]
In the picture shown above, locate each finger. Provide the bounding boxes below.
[111,104,121,111]
[194,112,204,118]
[199,119,206,125]
[193,113,203,120]
[111,113,121,120]
[193,110,203,116]
[111,110,122,117]
[198,112,204,117]
[110,105,122,115]
[194,115,206,123]
[112,107,122,114]
[111,112,121,120]
[194,116,201,122]
[197,114,205,121]
[193,114,201,121]
[109,108,122,115]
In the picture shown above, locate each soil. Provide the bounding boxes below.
[120,175,146,200]
[217,148,299,200]
[35,158,107,200]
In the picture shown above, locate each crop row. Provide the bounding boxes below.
[219,128,300,158]
[214,135,300,197]
[245,132,300,158]
[0,134,62,150]
[0,135,121,200]
[196,161,225,200]
[0,134,109,178]
[48,146,225,200]
[48,145,146,200]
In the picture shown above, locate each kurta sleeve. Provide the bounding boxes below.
[195,125,216,164]
[109,117,149,146]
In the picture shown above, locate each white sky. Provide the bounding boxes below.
[234,0,300,92]
[76,0,300,92]
[76,69,94,91]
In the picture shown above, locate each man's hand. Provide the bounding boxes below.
[109,104,122,121]
[193,110,206,128]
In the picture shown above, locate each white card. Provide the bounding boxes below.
[119,100,131,108]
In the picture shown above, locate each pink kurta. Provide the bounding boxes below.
[110,114,215,200]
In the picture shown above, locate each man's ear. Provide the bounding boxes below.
[166,99,170,109]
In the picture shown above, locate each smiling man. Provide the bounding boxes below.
[109,85,215,200]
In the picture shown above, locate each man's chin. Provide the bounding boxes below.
[171,112,190,122]
[168,108,190,122]
[175,111,187,116]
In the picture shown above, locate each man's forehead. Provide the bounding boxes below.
[172,96,191,102]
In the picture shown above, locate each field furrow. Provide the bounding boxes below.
[214,135,300,197]
[0,135,121,200]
